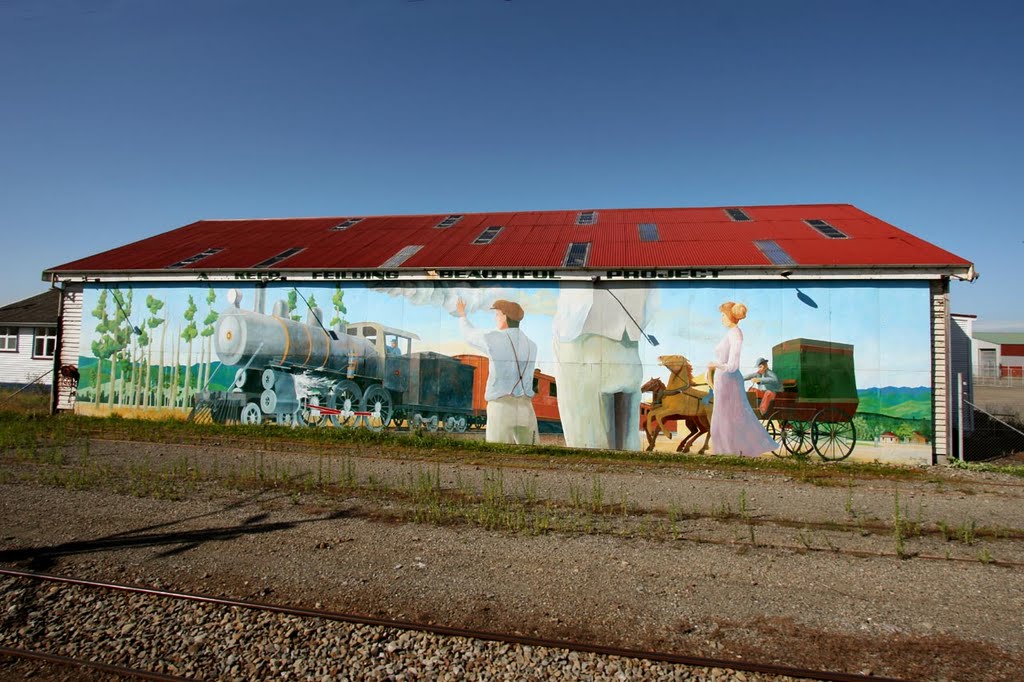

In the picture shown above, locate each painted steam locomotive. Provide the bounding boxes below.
[197,289,475,431]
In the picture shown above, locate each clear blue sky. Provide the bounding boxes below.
[2,0,1021,328]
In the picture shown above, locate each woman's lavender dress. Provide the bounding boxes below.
[710,327,779,457]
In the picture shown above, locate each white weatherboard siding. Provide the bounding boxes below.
[931,280,949,461]
[0,327,54,386]
[57,284,83,410]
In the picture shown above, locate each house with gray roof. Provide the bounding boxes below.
[0,290,60,388]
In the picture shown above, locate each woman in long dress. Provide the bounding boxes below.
[708,302,778,457]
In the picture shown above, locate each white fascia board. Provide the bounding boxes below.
[44,267,962,284]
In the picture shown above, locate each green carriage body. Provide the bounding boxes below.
[771,338,859,421]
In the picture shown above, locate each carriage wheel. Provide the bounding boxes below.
[425,413,439,432]
[361,385,394,432]
[444,415,458,432]
[763,413,788,458]
[240,402,262,425]
[327,381,362,428]
[812,407,857,461]
[780,419,814,457]
[295,394,328,428]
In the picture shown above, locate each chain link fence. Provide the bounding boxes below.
[956,383,1024,462]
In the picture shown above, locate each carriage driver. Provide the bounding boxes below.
[455,298,540,445]
[744,357,781,416]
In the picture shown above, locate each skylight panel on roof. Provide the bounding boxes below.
[754,240,796,266]
[380,245,423,267]
[638,223,659,242]
[805,219,848,239]
[435,215,463,229]
[576,211,598,226]
[562,242,591,267]
[725,208,752,221]
[331,218,363,231]
[473,226,503,245]
[167,248,223,269]
[253,247,304,268]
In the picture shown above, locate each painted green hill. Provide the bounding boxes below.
[857,386,931,420]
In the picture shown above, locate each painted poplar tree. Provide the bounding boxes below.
[200,287,219,390]
[90,289,111,405]
[108,289,132,407]
[131,321,147,408]
[329,286,348,330]
[143,295,165,407]
[181,296,199,408]
[306,292,319,326]
[287,290,301,322]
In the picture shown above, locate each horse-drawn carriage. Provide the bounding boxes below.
[643,338,859,461]
[759,338,858,461]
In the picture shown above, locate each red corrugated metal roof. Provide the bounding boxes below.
[44,204,972,274]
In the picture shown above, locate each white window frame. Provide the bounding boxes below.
[0,326,17,352]
[33,327,56,359]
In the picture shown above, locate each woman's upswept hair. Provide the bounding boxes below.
[719,301,748,324]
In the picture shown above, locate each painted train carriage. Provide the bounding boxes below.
[195,290,475,430]
[763,338,859,460]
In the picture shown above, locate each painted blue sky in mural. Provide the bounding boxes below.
[79,281,931,392]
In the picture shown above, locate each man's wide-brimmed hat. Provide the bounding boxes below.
[491,299,524,322]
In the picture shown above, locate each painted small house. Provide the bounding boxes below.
[41,203,974,464]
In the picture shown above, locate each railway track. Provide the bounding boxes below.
[0,568,903,682]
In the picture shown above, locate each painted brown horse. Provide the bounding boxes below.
[641,355,713,454]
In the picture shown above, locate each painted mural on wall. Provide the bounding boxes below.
[76,280,934,462]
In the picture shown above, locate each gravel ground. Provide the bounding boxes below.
[3,437,1024,680]
[0,576,797,681]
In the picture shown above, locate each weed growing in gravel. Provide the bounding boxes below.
[892,489,915,559]
[937,520,954,542]
[844,479,856,518]
[590,476,605,513]
[959,517,977,545]
[568,480,583,509]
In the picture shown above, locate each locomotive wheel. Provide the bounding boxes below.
[812,407,857,461]
[240,402,262,425]
[391,409,408,430]
[361,385,394,432]
[296,395,328,428]
[327,381,362,428]
[780,419,814,457]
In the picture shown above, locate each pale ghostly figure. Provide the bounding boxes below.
[552,284,652,451]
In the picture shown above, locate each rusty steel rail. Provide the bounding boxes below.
[0,645,189,681]
[0,567,906,682]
